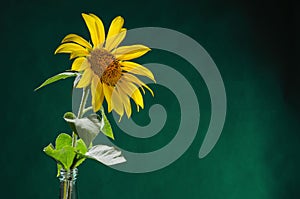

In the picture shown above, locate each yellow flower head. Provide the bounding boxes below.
[55,13,155,119]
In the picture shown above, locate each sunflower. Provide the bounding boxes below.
[55,13,155,119]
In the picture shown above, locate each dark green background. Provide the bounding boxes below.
[1,0,299,198]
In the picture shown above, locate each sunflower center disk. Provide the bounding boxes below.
[88,48,122,86]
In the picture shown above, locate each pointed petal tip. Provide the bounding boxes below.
[81,13,88,17]
[54,48,59,54]
[115,16,124,21]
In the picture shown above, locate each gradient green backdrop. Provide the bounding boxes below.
[1,0,299,198]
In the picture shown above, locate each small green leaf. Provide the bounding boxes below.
[64,112,76,120]
[56,163,62,177]
[85,145,126,166]
[43,144,56,158]
[73,156,86,168]
[44,144,64,166]
[55,133,72,150]
[100,109,114,140]
[63,112,77,134]
[44,134,88,173]
[43,140,76,170]
[59,146,76,169]
[75,139,88,154]
[72,139,88,168]
[35,72,78,91]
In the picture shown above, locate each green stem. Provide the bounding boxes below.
[63,181,67,199]
[77,87,90,119]
[71,87,89,147]
[65,87,89,199]
[82,106,93,115]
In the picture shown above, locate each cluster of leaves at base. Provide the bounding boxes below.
[44,133,87,176]
[43,110,126,176]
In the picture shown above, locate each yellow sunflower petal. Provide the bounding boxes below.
[76,68,93,88]
[71,57,86,71]
[103,83,113,112]
[91,76,99,110]
[97,88,105,111]
[117,79,143,110]
[122,75,146,96]
[116,83,132,118]
[61,34,92,50]
[79,59,90,71]
[89,14,105,46]
[122,74,154,96]
[112,45,150,60]
[55,43,88,54]
[111,87,124,119]
[91,76,104,112]
[120,61,155,82]
[70,50,89,59]
[117,79,139,96]
[105,28,127,51]
[131,88,144,109]
[107,16,124,41]
[81,13,100,48]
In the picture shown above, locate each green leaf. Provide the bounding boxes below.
[63,114,102,147]
[63,112,77,134]
[44,144,63,165]
[58,146,76,169]
[100,108,114,140]
[55,133,72,150]
[72,139,88,168]
[75,139,88,154]
[85,145,126,166]
[56,163,62,177]
[44,144,76,170]
[64,112,76,120]
[44,134,89,173]
[35,72,78,91]
[73,156,86,168]
[43,133,77,170]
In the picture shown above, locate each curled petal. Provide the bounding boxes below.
[61,34,92,50]
[55,43,88,54]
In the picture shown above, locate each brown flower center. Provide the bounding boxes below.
[87,48,122,86]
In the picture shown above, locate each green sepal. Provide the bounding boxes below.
[35,71,78,91]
